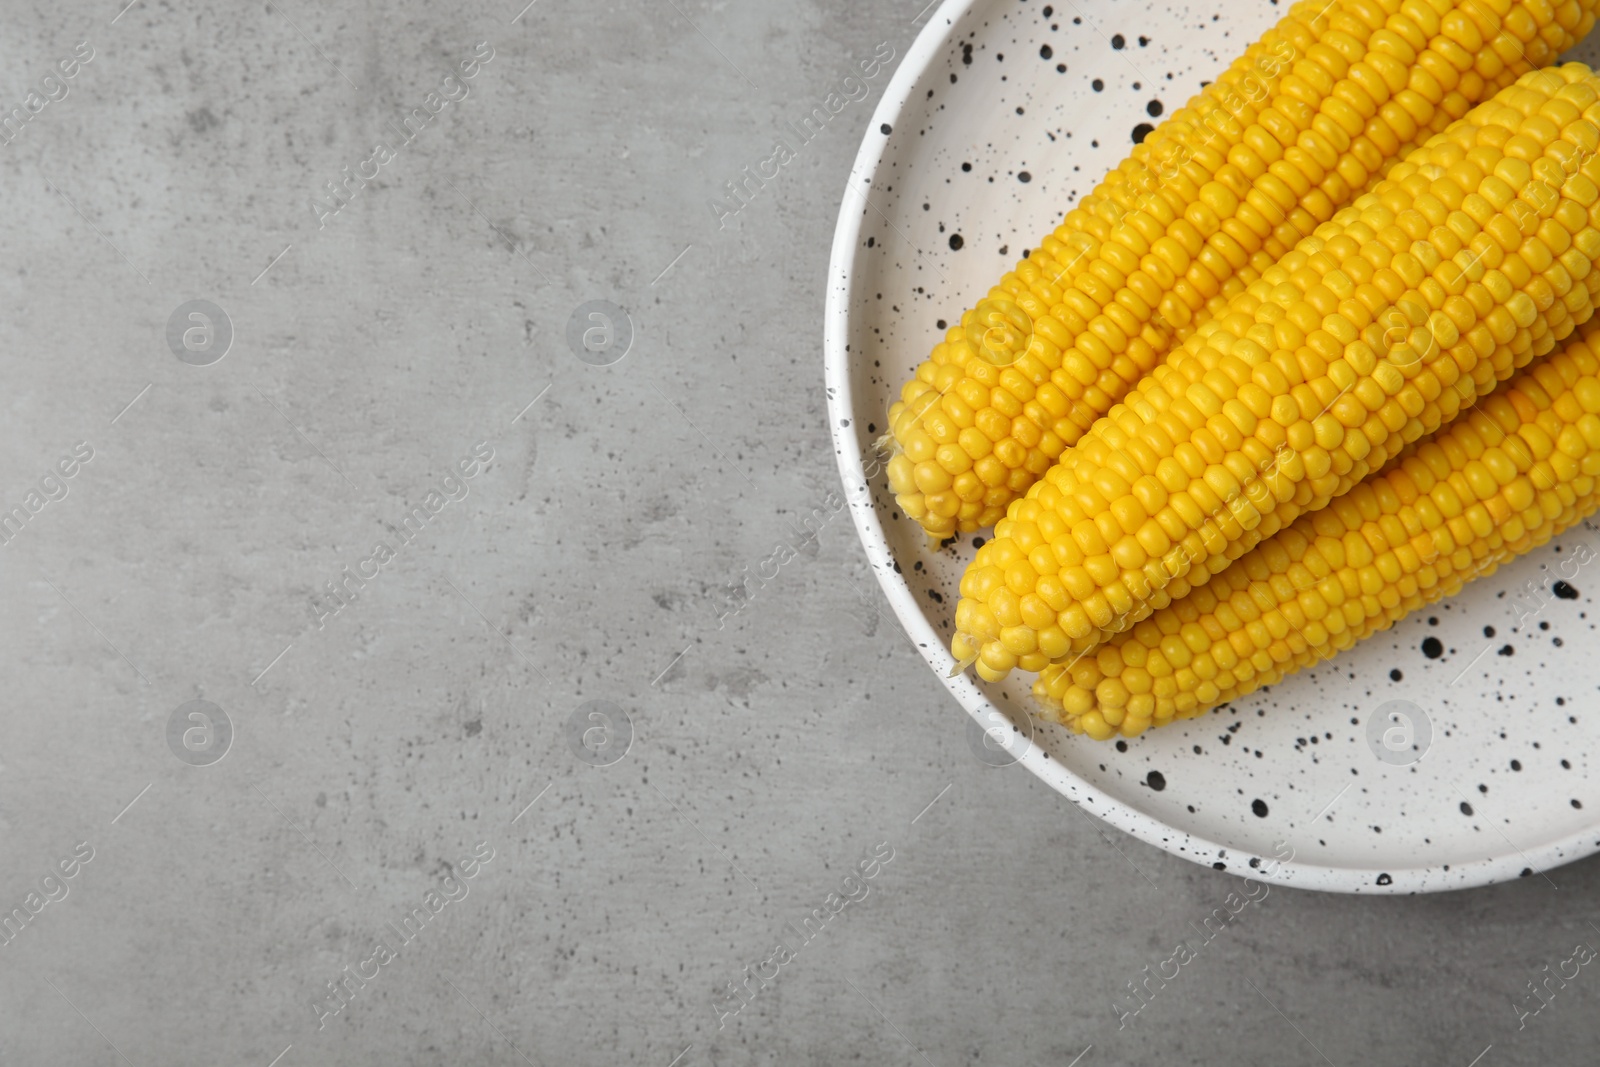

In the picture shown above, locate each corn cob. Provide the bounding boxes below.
[1032,318,1600,739]
[951,66,1600,682]
[886,0,1600,541]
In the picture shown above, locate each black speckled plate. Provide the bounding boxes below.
[826,0,1600,892]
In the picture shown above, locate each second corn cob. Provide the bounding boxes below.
[951,66,1600,683]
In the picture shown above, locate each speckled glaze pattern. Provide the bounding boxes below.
[825,0,1600,893]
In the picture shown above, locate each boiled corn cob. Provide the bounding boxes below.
[1033,318,1600,738]
[952,66,1600,682]
[886,0,1600,541]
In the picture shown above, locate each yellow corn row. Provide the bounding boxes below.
[951,66,1600,682]
[1033,318,1600,739]
[886,0,1600,541]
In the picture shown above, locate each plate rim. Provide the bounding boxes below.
[821,0,1600,894]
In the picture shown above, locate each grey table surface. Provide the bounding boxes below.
[1,0,1598,1064]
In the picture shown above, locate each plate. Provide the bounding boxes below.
[825,0,1600,892]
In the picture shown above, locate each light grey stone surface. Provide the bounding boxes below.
[1,1,1599,1064]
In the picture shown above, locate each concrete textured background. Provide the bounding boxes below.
[1,0,1599,1064]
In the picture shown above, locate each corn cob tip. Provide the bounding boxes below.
[947,633,982,677]
[946,652,979,678]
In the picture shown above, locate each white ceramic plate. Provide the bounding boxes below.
[826,0,1600,892]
